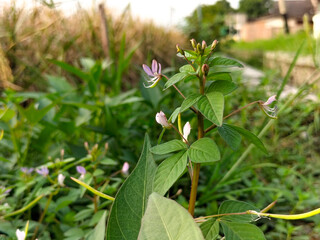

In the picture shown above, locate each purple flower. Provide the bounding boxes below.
[76,166,86,179]
[21,167,34,174]
[155,111,171,128]
[259,95,278,119]
[142,59,162,88]
[36,166,49,177]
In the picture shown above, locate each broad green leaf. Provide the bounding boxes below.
[217,124,242,151]
[90,211,107,240]
[208,57,243,68]
[188,138,220,163]
[180,94,202,113]
[164,72,188,89]
[169,107,181,123]
[197,92,224,126]
[150,140,188,155]
[0,107,15,122]
[220,221,266,240]
[226,124,268,154]
[46,75,75,93]
[219,200,260,223]
[206,81,237,95]
[200,218,219,240]
[206,72,232,81]
[153,151,188,195]
[138,193,204,240]
[179,64,195,73]
[106,134,157,240]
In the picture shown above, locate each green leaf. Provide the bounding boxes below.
[226,124,268,154]
[49,59,91,81]
[179,64,195,74]
[138,193,204,240]
[197,92,224,126]
[153,151,188,195]
[106,134,157,240]
[217,124,242,151]
[188,138,220,163]
[206,81,237,95]
[209,57,243,68]
[46,75,75,93]
[17,103,55,124]
[180,94,202,113]
[200,218,219,240]
[219,200,260,223]
[90,211,107,240]
[169,107,181,123]
[164,72,188,89]
[220,221,266,240]
[150,140,188,155]
[206,72,232,81]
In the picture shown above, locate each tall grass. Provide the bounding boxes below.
[0,2,187,90]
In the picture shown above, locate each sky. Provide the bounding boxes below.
[1,0,240,27]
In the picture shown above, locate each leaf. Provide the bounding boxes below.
[46,75,75,93]
[164,72,188,89]
[180,94,202,113]
[220,221,266,240]
[206,81,237,95]
[188,138,220,163]
[206,72,232,81]
[106,134,157,240]
[169,107,181,123]
[226,124,268,154]
[197,92,224,126]
[153,151,188,195]
[179,64,195,73]
[150,140,188,155]
[217,124,242,151]
[90,211,107,240]
[138,193,204,240]
[218,200,260,223]
[49,59,91,81]
[209,57,243,68]
[200,218,219,240]
[17,103,55,125]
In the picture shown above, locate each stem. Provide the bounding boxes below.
[171,124,190,146]
[32,194,53,240]
[188,73,205,216]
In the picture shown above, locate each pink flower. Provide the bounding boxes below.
[183,122,191,142]
[36,166,49,177]
[121,162,129,175]
[76,166,86,180]
[142,59,162,88]
[260,95,278,119]
[155,111,171,128]
[262,95,277,106]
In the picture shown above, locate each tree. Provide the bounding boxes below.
[182,0,234,43]
[238,0,271,20]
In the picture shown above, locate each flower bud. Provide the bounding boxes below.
[190,39,197,50]
[197,43,202,54]
[176,44,184,55]
[58,173,65,187]
[155,111,171,128]
[210,40,218,50]
[202,64,209,76]
[202,40,207,50]
[121,162,130,175]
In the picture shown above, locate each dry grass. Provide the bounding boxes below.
[0,2,187,90]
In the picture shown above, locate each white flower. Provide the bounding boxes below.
[121,162,130,175]
[58,174,65,187]
[155,111,171,128]
[16,229,26,240]
[183,122,191,142]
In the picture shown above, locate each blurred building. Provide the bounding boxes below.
[232,0,315,41]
